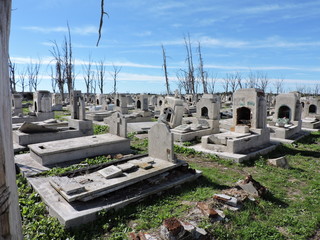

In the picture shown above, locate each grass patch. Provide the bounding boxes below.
[93,124,109,135]
[54,110,71,121]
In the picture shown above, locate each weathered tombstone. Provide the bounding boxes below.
[11,93,23,115]
[52,93,63,111]
[114,93,129,114]
[0,0,23,238]
[160,96,184,128]
[108,112,127,138]
[148,122,176,163]
[135,94,148,111]
[70,90,85,120]
[69,90,93,134]
[33,90,52,113]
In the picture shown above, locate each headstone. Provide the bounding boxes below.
[108,112,127,138]
[148,123,176,163]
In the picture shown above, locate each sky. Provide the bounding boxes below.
[9,0,320,94]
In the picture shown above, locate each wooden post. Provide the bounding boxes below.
[0,0,23,239]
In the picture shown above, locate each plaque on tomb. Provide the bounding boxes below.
[116,162,137,172]
[50,176,86,195]
[98,165,123,179]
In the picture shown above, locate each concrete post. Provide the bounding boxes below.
[0,1,23,239]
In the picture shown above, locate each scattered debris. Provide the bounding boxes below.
[213,193,238,207]
[237,175,267,197]
[196,202,219,218]
[159,217,210,240]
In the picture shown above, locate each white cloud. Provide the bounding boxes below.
[22,25,98,35]
[134,31,152,37]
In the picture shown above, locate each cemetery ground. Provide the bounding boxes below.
[17,129,320,239]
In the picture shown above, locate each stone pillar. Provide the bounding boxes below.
[0,1,23,238]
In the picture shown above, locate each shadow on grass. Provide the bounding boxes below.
[262,191,289,208]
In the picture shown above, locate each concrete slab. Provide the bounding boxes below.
[29,134,131,166]
[27,167,202,228]
[13,143,28,154]
[15,153,49,177]
[184,143,278,163]
[270,130,310,144]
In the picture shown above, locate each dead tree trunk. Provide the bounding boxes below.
[161,44,170,95]
[197,42,208,94]
[0,1,23,239]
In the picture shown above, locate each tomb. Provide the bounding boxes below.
[171,94,221,142]
[12,91,55,124]
[114,93,129,114]
[159,96,184,128]
[300,96,320,129]
[12,90,93,150]
[104,94,153,125]
[268,92,305,142]
[19,123,201,227]
[186,89,275,162]
[51,93,63,111]
[11,93,23,116]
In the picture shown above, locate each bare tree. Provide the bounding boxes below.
[18,68,27,93]
[161,44,170,95]
[50,66,57,93]
[27,59,41,92]
[64,24,74,96]
[257,71,269,92]
[184,34,196,95]
[236,72,243,89]
[226,72,239,93]
[197,42,208,94]
[50,40,65,100]
[8,57,17,93]
[222,75,230,94]
[176,69,190,94]
[296,84,305,94]
[246,70,257,88]
[96,60,106,94]
[207,72,218,94]
[313,84,320,96]
[109,64,122,94]
[83,55,94,94]
[273,77,284,94]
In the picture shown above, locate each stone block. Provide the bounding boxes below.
[235,125,249,133]
[268,156,290,168]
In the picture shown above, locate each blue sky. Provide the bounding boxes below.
[10,0,320,94]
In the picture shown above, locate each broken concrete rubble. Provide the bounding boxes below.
[159,217,210,240]
[237,175,267,197]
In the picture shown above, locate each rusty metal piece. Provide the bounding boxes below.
[163,217,183,236]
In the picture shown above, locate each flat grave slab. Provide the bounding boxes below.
[28,133,131,166]
[184,143,278,163]
[27,158,202,228]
